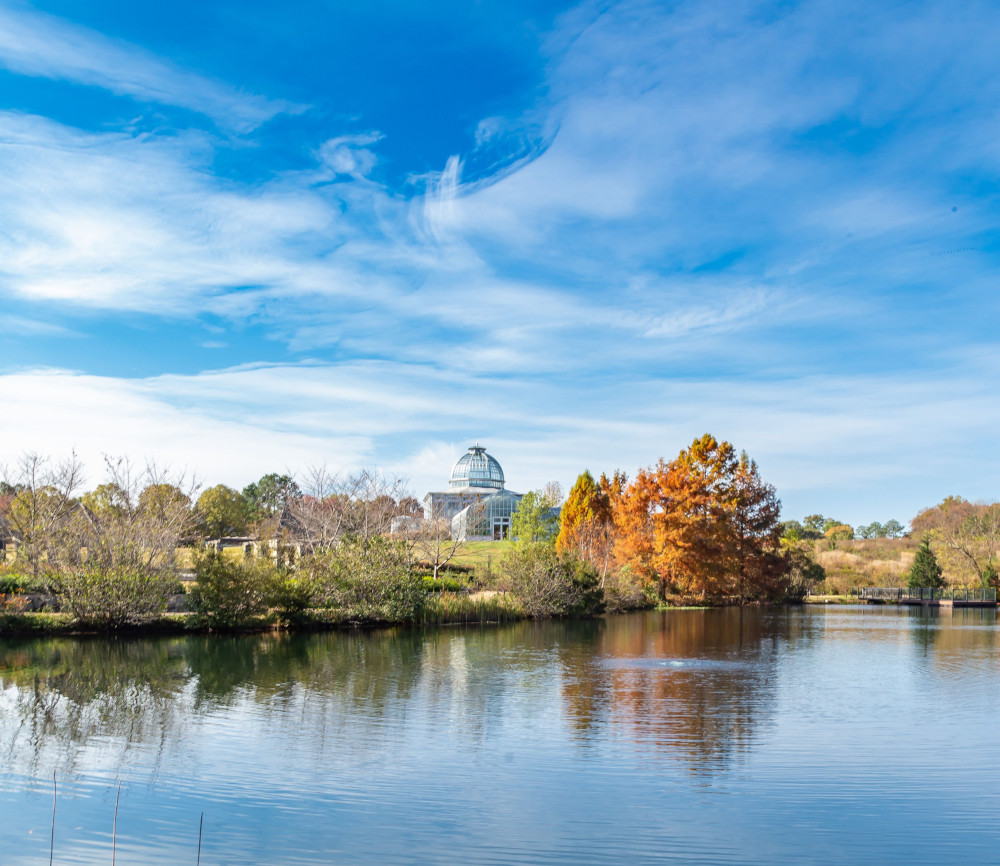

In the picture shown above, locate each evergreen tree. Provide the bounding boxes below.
[907,538,944,588]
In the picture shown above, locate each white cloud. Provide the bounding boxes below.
[0,3,299,131]
[1,357,999,525]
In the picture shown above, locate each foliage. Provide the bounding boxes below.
[495,542,602,618]
[510,490,560,545]
[189,550,284,626]
[242,473,302,523]
[421,575,466,592]
[300,535,425,623]
[196,485,250,538]
[600,565,648,613]
[0,571,49,594]
[824,524,854,541]
[613,436,789,602]
[55,562,179,628]
[421,592,523,624]
[907,538,945,589]
[556,471,624,583]
[2,452,85,581]
[785,547,826,599]
[289,467,411,551]
[911,497,1000,583]
[981,563,999,590]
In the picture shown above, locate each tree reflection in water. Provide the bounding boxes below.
[0,610,819,788]
[557,609,812,772]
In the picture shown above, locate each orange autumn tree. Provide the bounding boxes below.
[614,435,788,602]
[556,470,625,582]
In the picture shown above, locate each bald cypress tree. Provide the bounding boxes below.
[556,471,601,553]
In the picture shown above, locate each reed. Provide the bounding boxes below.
[421,591,524,625]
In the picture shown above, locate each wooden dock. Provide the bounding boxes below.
[855,587,997,607]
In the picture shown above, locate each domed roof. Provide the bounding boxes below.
[449,444,505,490]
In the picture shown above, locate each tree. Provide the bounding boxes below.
[882,519,905,539]
[1,451,85,580]
[803,514,827,534]
[556,471,603,553]
[613,435,789,602]
[411,515,470,580]
[907,538,944,589]
[824,524,854,541]
[80,458,196,573]
[911,498,1000,582]
[289,466,411,552]
[196,485,250,538]
[510,490,559,545]
[242,473,301,523]
[556,470,624,585]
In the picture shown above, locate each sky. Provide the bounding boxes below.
[1,0,999,526]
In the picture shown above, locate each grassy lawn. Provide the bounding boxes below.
[449,539,511,574]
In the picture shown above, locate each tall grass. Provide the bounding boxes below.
[421,591,524,625]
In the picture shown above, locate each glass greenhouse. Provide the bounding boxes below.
[451,490,521,541]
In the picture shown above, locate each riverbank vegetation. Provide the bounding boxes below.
[3,438,998,635]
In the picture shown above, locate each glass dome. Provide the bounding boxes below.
[449,445,505,490]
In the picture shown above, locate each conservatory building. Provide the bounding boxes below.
[422,445,522,541]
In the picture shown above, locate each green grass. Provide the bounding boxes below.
[448,540,511,574]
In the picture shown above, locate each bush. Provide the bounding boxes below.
[0,572,49,595]
[301,536,425,624]
[55,563,178,628]
[496,543,603,618]
[602,566,648,613]
[188,550,284,627]
[422,575,466,593]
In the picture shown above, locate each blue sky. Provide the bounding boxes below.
[1,0,999,525]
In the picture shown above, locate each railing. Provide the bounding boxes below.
[854,587,997,603]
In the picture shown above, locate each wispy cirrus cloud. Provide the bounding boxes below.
[3,0,1000,524]
[0,3,300,131]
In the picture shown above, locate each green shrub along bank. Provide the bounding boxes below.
[1,535,647,635]
[54,563,180,628]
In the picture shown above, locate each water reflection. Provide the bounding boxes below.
[4,608,1000,865]
[0,611,797,783]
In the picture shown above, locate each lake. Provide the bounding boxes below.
[2,605,999,864]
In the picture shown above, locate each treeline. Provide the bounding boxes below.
[0,434,818,631]
[780,515,906,542]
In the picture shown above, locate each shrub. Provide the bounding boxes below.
[188,550,283,627]
[0,572,49,595]
[496,543,603,618]
[55,563,178,628]
[301,536,425,624]
[421,575,466,593]
[602,566,647,613]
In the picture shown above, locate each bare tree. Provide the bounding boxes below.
[1,452,85,580]
[290,465,412,553]
[411,517,467,580]
[80,456,199,573]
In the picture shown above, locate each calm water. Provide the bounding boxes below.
[2,606,1000,864]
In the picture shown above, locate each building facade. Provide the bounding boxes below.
[422,445,523,541]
